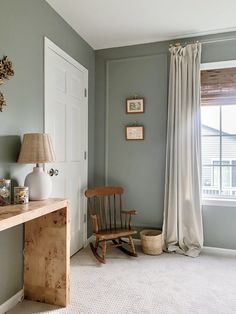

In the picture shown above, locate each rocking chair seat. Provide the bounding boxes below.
[96,228,137,240]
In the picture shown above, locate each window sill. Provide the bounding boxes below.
[202,198,236,207]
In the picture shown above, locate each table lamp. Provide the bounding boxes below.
[18,133,56,200]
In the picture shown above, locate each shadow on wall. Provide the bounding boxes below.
[0,135,21,191]
[0,135,21,163]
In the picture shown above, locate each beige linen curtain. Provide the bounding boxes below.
[162,43,203,257]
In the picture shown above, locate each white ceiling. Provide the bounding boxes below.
[46,0,236,50]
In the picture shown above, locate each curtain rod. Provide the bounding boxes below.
[169,40,199,48]
[169,34,236,47]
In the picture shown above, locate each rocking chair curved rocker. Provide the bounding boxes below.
[85,186,138,264]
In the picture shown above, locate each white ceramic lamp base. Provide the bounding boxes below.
[25,166,52,201]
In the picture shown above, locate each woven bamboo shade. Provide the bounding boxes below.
[18,133,56,164]
[201,67,236,106]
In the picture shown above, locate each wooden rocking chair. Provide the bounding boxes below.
[85,186,138,264]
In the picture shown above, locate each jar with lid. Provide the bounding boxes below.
[0,179,11,206]
[14,186,29,204]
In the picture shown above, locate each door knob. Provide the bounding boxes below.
[48,168,59,177]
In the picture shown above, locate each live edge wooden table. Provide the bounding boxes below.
[0,198,70,307]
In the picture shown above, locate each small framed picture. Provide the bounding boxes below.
[125,125,144,141]
[126,98,144,114]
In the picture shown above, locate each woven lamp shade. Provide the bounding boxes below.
[18,133,55,164]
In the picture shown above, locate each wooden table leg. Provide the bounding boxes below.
[24,206,70,306]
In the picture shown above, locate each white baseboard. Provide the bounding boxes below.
[203,246,236,255]
[0,289,24,314]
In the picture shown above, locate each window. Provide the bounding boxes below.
[201,66,236,198]
[201,105,236,197]
[201,67,236,198]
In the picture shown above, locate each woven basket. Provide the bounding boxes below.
[140,229,163,255]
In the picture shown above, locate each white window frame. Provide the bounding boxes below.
[201,60,236,207]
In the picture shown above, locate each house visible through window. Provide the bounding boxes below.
[201,67,236,198]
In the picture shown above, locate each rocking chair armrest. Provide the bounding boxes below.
[122,209,138,215]
[91,214,99,233]
[122,210,137,229]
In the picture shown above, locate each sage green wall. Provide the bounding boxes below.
[95,42,169,232]
[0,0,95,305]
[95,32,236,250]
[105,55,167,229]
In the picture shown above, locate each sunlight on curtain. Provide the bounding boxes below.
[162,43,203,257]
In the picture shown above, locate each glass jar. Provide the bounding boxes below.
[14,186,29,204]
[0,179,11,206]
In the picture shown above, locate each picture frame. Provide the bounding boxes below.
[125,125,144,141]
[126,98,144,114]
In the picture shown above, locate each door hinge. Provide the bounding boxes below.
[84,88,87,98]
[84,151,87,160]
[84,213,87,223]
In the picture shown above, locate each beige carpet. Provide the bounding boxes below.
[8,243,236,314]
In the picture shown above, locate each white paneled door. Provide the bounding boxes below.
[44,38,88,256]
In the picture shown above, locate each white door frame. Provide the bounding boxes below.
[44,37,88,247]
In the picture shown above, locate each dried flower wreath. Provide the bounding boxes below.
[0,56,14,111]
